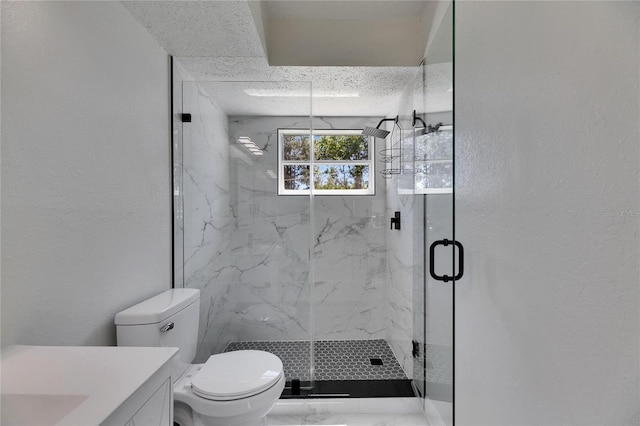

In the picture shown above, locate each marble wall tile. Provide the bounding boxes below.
[181,105,394,359]
[181,82,239,361]
[172,61,188,288]
[313,280,385,340]
[384,91,454,383]
[386,281,414,375]
[313,217,385,282]
[228,116,388,345]
[196,278,233,359]
[224,280,311,342]
[313,193,387,218]
[384,113,419,379]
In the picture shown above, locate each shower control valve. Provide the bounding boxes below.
[390,211,401,230]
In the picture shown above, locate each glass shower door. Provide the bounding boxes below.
[175,79,314,390]
[412,3,455,425]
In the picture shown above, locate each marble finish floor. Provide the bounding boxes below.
[225,339,407,381]
[266,413,429,425]
[266,398,429,426]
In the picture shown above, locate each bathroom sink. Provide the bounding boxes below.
[1,393,88,425]
[1,345,177,425]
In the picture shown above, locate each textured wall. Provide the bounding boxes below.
[1,1,171,347]
[455,1,640,424]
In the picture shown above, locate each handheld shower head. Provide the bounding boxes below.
[362,116,398,139]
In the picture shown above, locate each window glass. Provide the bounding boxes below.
[313,165,370,190]
[282,134,310,161]
[283,165,311,190]
[278,129,374,195]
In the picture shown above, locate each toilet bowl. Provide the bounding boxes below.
[115,289,284,426]
[173,353,285,426]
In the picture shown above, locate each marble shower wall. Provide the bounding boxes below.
[229,116,388,344]
[385,151,420,378]
[224,116,312,351]
[385,79,420,379]
[181,82,235,361]
[384,60,454,385]
[308,118,387,342]
[180,82,392,362]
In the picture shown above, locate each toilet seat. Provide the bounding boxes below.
[191,350,284,401]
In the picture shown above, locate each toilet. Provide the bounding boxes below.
[115,289,284,426]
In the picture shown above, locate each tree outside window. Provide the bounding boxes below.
[279,129,374,195]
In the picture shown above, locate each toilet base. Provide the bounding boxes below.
[193,410,268,426]
[174,402,195,426]
[174,401,270,426]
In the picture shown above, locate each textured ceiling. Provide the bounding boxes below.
[262,0,429,20]
[177,57,419,116]
[122,1,265,57]
[121,1,450,117]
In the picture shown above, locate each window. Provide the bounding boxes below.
[278,129,374,195]
[414,125,453,194]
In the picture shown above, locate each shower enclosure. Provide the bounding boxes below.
[171,2,455,423]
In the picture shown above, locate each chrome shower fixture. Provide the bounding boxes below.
[412,110,427,129]
[362,116,399,139]
[412,110,446,136]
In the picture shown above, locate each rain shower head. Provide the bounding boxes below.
[362,126,391,139]
[362,116,399,139]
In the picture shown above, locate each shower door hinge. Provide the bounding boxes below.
[412,340,420,358]
[181,113,192,123]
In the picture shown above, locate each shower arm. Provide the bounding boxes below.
[412,110,427,128]
[375,116,399,130]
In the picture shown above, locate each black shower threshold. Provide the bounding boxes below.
[280,379,415,399]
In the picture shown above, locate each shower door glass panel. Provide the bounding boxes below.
[177,81,313,388]
[413,3,454,425]
[310,118,391,388]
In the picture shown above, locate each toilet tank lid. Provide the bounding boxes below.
[115,289,200,325]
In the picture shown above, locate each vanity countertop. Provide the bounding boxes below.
[1,345,178,425]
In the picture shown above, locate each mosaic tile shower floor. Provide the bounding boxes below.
[225,339,407,381]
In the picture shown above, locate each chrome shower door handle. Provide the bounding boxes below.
[429,239,464,282]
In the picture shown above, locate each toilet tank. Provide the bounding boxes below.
[115,288,200,381]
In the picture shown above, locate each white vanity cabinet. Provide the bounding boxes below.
[123,379,171,426]
[104,359,173,426]
[1,345,178,426]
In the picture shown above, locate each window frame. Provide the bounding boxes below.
[278,128,375,196]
